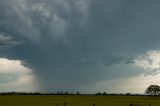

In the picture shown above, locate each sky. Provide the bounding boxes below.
[0,0,160,94]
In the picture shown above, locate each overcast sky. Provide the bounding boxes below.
[0,0,160,93]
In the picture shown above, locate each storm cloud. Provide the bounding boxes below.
[0,0,160,93]
[0,58,38,92]
[104,55,134,67]
[0,34,18,48]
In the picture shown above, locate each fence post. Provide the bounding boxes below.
[130,103,132,106]
[149,104,151,106]
[93,104,95,106]
[64,101,67,106]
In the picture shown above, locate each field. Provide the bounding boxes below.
[0,95,160,106]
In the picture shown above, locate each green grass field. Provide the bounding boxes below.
[0,95,159,106]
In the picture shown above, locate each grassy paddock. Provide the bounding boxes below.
[0,95,160,106]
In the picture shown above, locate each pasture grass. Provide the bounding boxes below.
[0,95,159,106]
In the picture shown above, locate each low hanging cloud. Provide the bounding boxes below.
[0,58,39,92]
[104,55,134,67]
[0,34,18,48]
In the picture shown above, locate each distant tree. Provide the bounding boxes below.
[76,92,80,95]
[126,93,131,96]
[65,92,68,95]
[56,92,60,95]
[145,85,160,96]
[103,92,107,95]
[60,92,64,95]
[96,92,102,95]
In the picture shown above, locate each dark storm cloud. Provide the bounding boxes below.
[75,61,95,66]
[1,0,160,92]
[0,34,18,47]
[74,57,95,66]
[125,57,135,64]
[104,55,135,67]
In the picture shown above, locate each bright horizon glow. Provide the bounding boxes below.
[0,58,40,92]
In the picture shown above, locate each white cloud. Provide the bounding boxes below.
[116,74,160,93]
[80,50,160,94]
[80,74,160,94]
[0,58,40,92]
[0,58,30,74]
[134,50,160,75]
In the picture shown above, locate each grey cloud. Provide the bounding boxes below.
[124,57,135,64]
[144,68,160,76]
[142,68,160,77]
[104,56,134,67]
[75,58,95,66]
[104,56,125,66]
[0,0,160,92]
[0,34,18,47]
[151,68,160,76]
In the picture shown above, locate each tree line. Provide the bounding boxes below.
[0,92,147,96]
[0,85,159,96]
